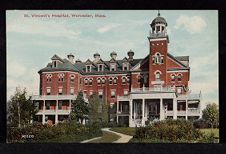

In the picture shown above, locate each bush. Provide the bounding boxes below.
[134,119,203,143]
[193,119,209,129]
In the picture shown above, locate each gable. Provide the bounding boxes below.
[167,54,187,68]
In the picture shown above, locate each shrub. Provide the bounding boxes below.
[134,119,203,143]
[193,119,209,129]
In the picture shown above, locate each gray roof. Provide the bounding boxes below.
[175,56,189,61]
[39,54,142,74]
[151,16,167,27]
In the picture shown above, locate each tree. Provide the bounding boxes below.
[70,91,89,124]
[88,93,108,125]
[7,87,38,128]
[202,103,219,129]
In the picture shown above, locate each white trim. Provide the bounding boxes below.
[154,70,162,75]
[167,70,188,73]
[149,38,167,41]
[42,71,79,74]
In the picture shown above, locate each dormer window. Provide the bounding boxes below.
[98,64,104,72]
[110,63,116,71]
[122,63,129,71]
[86,65,92,72]
[53,61,57,67]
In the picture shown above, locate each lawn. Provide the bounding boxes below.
[88,131,120,143]
[110,127,136,136]
[199,128,219,138]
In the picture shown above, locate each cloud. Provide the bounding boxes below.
[7,60,39,100]
[174,15,207,34]
[97,23,120,33]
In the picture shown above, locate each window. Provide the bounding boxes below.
[124,90,129,96]
[156,26,160,33]
[178,74,182,82]
[58,88,63,95]
[137,75,141,82]
[109,78,113,85]
[97,78,101,85]
[155,72,161,81]
[153,52,163,64]
[46,102,50,110]
[110,64,116,71]
[53,61,57,68]
[46,88,51,95]
[171,74,176,82]
[98,64,104,72]
[70,88,74,95]
[86,65,91,72]
[58,101,62,110]
[113,77,117,85]
[46,74,52,82]
[84,91,87,98]
[84,79,88,86]
[177,87,182,94]
[127,76,130,84]
[89,91,93,96]
[89,79,93,86]
[102,78,106,84]
[122,76,126,84]
[58,73,64,82]
[70,75,75,82]
[98,91,103,99]
[111,90,116,98]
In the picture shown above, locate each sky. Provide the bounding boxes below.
[6,10,218,109]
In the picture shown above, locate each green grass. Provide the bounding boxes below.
[89,131,120,143]
[199,128,219,138]
[110,127,136,136]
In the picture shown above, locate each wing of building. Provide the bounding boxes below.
[31,12,202,127]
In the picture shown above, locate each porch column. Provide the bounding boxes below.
[185,99,188,120]
[173,99,177,120]
[116,100,119,123]
[42,100,46,124]
[42,114,45,124]
[142,99,145,126]
[129,100,133,127]
[133,100,135,119]
[160,99,164,120]
[55,100,58,124]
[69,99,72,111]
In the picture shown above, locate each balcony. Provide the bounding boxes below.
[131,87,175,93]
[149,32,168,38]
[188,108,200,116]
[32,95,77,100]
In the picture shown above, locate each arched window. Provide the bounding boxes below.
[84,78,88,86]
[113,77,117,85]
[70,75,75,82]
[122,76,127,84]
[155,72,161,81]
[97,78,101,85]
[171,74,176,82]
[178,74,182,81]
[154,53,162,64]
[102,78,106,84]
[109,77,113,85]
[89,79,93,86]
[58,73,64,82]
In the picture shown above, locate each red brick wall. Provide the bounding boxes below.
[149,39,168,87]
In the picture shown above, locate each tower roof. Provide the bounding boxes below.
[151,11,167,27]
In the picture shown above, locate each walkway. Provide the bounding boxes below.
[80,128,133,143]
[101,128,133,143]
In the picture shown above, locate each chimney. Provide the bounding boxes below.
[67,53,75,64]
[127,50,134,61]
[110,51,117,60]
[93,53,100,63]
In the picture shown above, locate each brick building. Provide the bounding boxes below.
[32,12,202,127]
